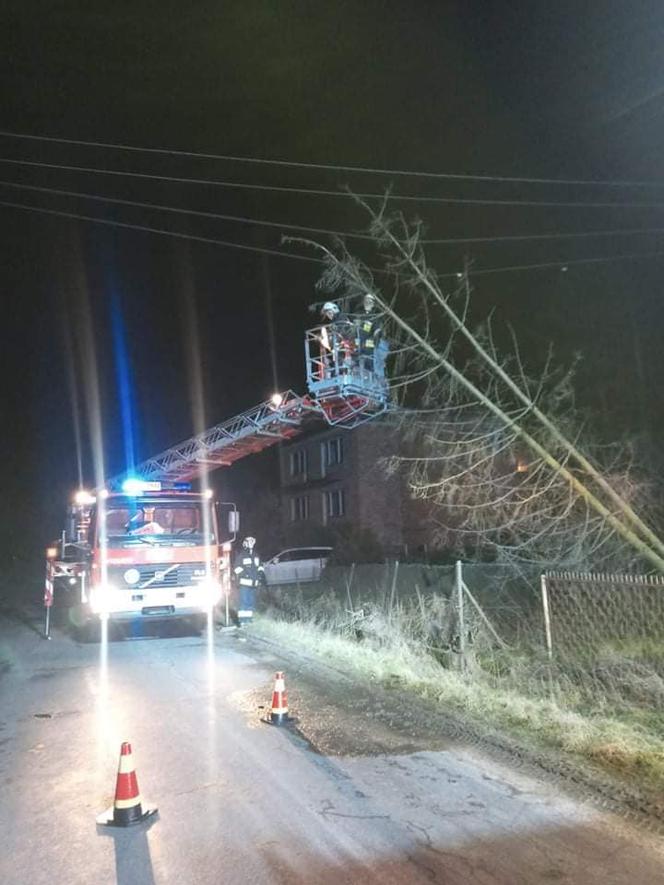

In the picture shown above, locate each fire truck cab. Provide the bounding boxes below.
[48,481,232,639]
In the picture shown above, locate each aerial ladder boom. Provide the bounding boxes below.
[107,324,391,488]
[107,390,316,487]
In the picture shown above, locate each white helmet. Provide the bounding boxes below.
[321,301,339,318]
[242,536,256,550]
[363,292,376,311]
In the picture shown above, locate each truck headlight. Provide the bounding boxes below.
[200,579,222,607]
[90,584,117,614]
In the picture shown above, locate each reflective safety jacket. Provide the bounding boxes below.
[320,314,354,351]
[356,314,382,353]
[234,554,265,588]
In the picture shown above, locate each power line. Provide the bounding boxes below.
[1,128,663,189]
[422,227,664,245]
[4,178,664,246]
[3,196,663,278]
[0,198,321,264]
[468,251,664,277]
[3,155,664,208]
[0,179,373,241]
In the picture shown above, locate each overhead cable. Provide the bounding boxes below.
[3,156,664,208]
[2,197,663,277]
[0,179,373,240]
[3,179,664,245]
[1,128,663,188]
[0,199,321,263]
[422,227,664,245]
[470,252,664,276]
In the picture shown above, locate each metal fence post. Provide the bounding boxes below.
[540,573,553,661]
[345,562,356,611]
[389,560,400,613]
[456,560,465,670]
[461,578,508,649]
[43,560,53,640]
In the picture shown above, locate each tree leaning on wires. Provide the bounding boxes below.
[287,196,664,572]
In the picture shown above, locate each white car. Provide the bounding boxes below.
[262,547,332,585]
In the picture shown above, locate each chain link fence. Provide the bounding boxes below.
[265,561,664,709]
[263,560,541,669]
[542,571,664,706]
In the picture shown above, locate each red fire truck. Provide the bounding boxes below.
[44,321,390,639]
[46,481,235,639]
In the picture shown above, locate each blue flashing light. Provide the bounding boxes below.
[111,295,139,477]
[172,482,192,491]
[122,478,142,495]
[122,478,162,495]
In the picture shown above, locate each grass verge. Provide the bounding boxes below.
[253,611,664,796]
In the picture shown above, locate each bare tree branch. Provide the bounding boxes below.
[287,200,664,572]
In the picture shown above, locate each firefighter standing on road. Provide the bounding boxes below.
[233,536,264,626]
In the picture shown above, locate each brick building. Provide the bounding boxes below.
[277,419,435,559]
[228,410,516,561]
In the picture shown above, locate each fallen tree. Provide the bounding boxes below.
[289,198,664,571]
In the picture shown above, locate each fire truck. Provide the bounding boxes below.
[46,483,236,640]
[44,321,390,639]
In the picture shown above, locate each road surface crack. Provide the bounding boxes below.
[319,798,390,821]
[172,781,221,797]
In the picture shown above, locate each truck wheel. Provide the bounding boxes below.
[74,618,101,643]
[189,614,208,635]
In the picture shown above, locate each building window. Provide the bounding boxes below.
[323,489,345,521]
[290,495,310,522]
[322,437,343,472]
[289,448,308,477]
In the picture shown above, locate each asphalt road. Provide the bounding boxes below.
[0,605,662,885]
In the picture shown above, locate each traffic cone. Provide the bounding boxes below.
[97,742,157,827]
[269,671,290,725]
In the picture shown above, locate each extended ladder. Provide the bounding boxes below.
[108,325,391,488]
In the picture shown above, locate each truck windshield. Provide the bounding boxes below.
[102,500,216,548]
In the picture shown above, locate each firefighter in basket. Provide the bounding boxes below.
[319,301,355,379]
[355,292,386,378]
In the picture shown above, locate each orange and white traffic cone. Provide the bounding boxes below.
[269,671,290,725]
[97,742,157,827]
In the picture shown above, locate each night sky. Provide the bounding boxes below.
[2,2,664,569]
